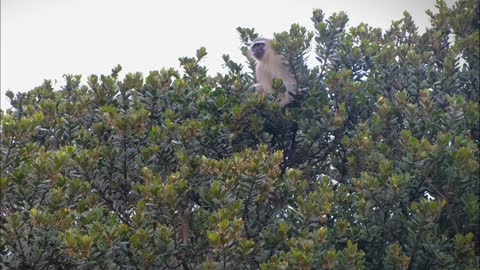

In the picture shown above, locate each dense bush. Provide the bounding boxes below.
[1,1,479,269]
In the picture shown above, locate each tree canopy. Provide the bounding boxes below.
[1,0,479,269]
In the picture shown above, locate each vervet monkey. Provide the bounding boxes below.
[250,38,297,106]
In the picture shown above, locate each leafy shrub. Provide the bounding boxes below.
[1,1,478,269]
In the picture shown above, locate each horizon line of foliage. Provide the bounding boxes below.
[1,0,479,269]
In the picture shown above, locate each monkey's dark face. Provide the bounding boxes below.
[251,42,266,60]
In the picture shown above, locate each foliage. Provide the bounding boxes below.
[1,0,479,269]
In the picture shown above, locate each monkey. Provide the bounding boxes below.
[249,38,297,106]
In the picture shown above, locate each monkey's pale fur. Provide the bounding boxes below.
[250,38,297,106]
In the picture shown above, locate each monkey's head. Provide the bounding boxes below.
[250,38,272,61]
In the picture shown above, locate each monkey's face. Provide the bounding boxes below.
[251,41,266,60]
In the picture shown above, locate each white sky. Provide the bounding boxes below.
[1,0,456,110]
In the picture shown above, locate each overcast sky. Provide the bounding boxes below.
[1,0,456,110]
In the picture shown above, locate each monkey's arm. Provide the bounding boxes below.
[254,83,265,94]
